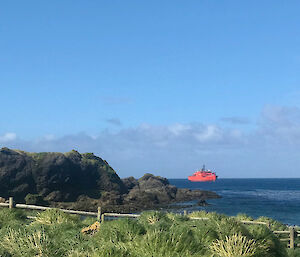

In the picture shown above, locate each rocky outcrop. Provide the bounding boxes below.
[123,174,177,205]
[122,176,138,191]
[0,148,126,203]
[120,173,220,211]
[0,148,220,212]
[0,148,36,200]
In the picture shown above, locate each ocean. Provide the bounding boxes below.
[169,178,300,226]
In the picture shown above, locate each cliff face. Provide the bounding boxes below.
[0,148,126,202]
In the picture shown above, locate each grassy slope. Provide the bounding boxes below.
[0,208,298,257]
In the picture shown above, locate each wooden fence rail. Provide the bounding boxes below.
[101,213,140,222]
[273,227,299,249]
[0,197,100,218]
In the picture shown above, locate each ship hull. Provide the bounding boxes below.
[188,175,217,182]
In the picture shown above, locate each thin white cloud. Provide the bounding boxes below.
[0,132,17,143]
[194,125,222,143]
[168,123,191,136]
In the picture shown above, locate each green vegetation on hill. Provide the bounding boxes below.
[0,208,298,257]
[0,147,126,204]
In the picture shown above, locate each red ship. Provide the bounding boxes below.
[188,165,217,182]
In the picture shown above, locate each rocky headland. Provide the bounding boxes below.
[0,148,220,212]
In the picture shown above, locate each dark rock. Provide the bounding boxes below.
[122,173,219,211]
[53,195,99,212]
[197,199,209,206]
[100,191,123,205]
[44,191,65,202]
[0,148,36,201]
[138,173,169,189]
[124,187,159,205]
[123,174,176,206]
[175,188,220,202]
[122,176,138,191]
[0,148,126,203]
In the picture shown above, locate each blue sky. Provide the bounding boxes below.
[1,1,300,178]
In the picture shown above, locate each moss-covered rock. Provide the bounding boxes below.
[25,193,48,205]
[0,148,126,203]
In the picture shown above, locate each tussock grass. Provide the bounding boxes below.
[256,216,287,231]
[209,233,257,257]
[94,218,145,243]
[0,208,28,229]
[286,248,300,257]
[0,208,292,257]
[33,209,80,225]
[124,228,197,257]
[0,227,51,257]
[138,211,169,225]
[236,213,255,221]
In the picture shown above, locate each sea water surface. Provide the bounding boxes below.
[168,178,300,226]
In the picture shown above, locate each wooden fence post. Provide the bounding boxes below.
[9,197,14,209]
[97,207,101,222]
[101,213,105,223]
[289,226,295,249]
[183,210,187,216]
